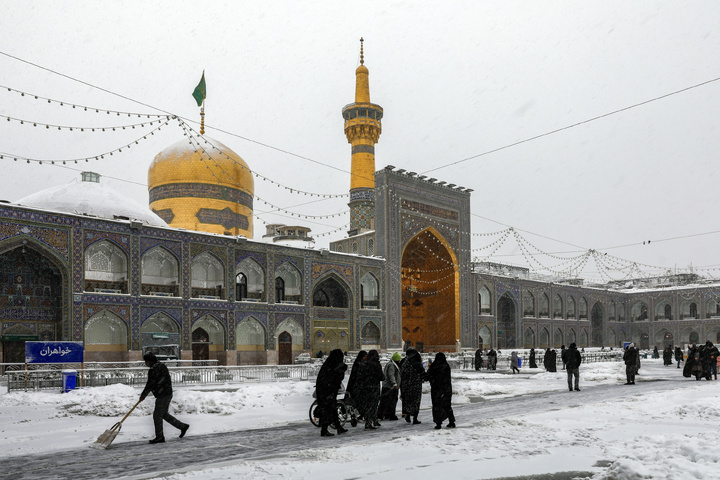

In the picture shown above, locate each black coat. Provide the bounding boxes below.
[474,349,483,370]
[529,349,538,368]
[315,350,347,426]
[141,361,173,399]
[401,349,425,415]
[564,347,582,370]
[354,355,385,418]
[425,353,453,424]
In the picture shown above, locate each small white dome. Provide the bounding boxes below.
[17,178,167,227]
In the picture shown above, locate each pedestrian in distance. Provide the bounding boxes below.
[560,345,567,370]
[378,352,402,421]
[315,349,348,437]
[487,348,497,370]
[529,348,538,368]
[474,347,483,371]
[674,346,683,368]
[662,346,673,366]
[623,343,639,385]
[139,352,189,444]
[355,349,385,430]
[563,342,582,391]
[425,352,456,429]
[401,348,425,425]
[652,346,660,359]
[510,351,520,374]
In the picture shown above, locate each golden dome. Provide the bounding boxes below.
[148,137,254,237]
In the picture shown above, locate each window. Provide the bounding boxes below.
[84,240,128,293]
[553,294,563,319]
[609,301,616,321]
[236,257,265,301]
[579,298,588,320]
[567,296,576,319]
[478,286,491,315]
[361,273,379,309]
[523,290,535,317]
[352,242,358,254]
[275,262,302,303]
[539,293,550,317]
[630,302,648,322]
[368,239,374,257]
[141,246,179,296]
[191,252,225,299]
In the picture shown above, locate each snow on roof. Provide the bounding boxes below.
[17,180,167,227]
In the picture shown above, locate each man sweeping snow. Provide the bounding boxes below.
[140,352,190,444]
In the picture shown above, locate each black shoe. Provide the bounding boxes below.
[365,424,377,430]
[447,422,456,428]
[574,388,580,391]
[387,416,399,421]
[374,421,381,427]
[321,428,334,437]
[336,426,348,435]
[149,437,165,444]
[434,424,442,429]
[179,425,189,438]
[624,382,632,385]
[413,418,422,425]
[405,415,411,423]
[569,387,573,392]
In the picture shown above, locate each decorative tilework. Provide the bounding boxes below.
[311,262,354,285]
[401,199,458,221]
[153,209,175,224]
[196,207,249,230]
[0,222,70,259]
[83,230,131,255]
[150,183,254,209]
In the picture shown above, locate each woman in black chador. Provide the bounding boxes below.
[401,348,425,424]
[315,349,348,437]
[529,348,538,368]
[425,352,456,429]
[344,350,367,412]
[547,349,558,372]
[355,349,385,430]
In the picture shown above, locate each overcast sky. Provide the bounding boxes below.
[1,1,719,282]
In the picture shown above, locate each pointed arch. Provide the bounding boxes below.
[191,252,225,299]
[539,293,550,317]
[567,295,576,319]
[523,327,535,348]
[478,285,492,315]
[141,246,179,296]
[591,301,604,347]
[236,316,266,365]
[497,293,517,349]
[236,257,265,302]
[539,327,550,348]
[312,273,350,308]
[630,301,648,322]
[84,239,128,294]
[401,226,459,351]
[523,290,535,317]
[360,272,379,309]
[85,309,128,361]
[478,325,492,350]
[192,314,226,361]
[553,294,563,319]
[275,262,302,303]
[554,327,563,348]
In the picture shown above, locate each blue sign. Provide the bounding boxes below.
[25,341,84,364]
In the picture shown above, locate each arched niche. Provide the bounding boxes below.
[85,310,128,361]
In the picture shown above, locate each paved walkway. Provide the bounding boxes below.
[2,374,688,480]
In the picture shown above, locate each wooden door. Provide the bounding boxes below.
[278,331,292,365]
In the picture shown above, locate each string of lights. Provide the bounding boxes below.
[1,85,167,118]
[0,117,173,164]
[1,113,170,131]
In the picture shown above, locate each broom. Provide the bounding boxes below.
[92,399,142,449]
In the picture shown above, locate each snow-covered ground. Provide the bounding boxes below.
[2,358,718,479]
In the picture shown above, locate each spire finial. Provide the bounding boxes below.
[360,37,364,65]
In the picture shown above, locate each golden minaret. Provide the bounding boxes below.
[343,38,383,233]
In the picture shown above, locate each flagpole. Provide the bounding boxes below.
[200,101,205,135]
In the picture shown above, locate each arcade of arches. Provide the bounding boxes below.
[401,229,458,352]
[0,244,64,363]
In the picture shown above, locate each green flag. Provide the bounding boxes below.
[192,71,206,107]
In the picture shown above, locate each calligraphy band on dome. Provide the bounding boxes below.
[352,145,375,155]
[149,183,254,209]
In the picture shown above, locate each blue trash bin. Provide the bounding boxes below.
[62,369,77,393]
[518,358,522,368]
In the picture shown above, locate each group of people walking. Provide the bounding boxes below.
[314,348,456,437]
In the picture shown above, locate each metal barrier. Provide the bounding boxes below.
[6,364,319,393]
[462,351,623,370]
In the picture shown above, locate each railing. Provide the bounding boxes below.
[0,360,218,375]
[461,351,622,370]
[5,363,320,393]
